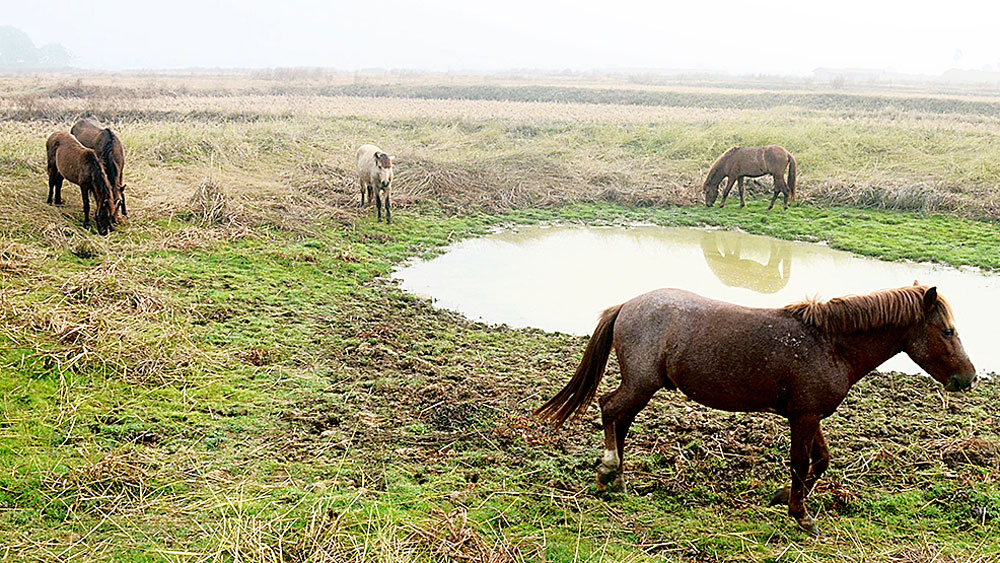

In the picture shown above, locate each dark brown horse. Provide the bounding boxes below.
[46,132,115,235]
[71,118,127,219]
[535,284,975,535]
[704,145,796,210]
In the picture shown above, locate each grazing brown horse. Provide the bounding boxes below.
[71,118,127,219]
[46,132,115,235]
[704,145,796,210]
[535,284,975,535]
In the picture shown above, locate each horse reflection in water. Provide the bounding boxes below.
[700,230,792,294]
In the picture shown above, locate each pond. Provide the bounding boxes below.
[393,225,999,376]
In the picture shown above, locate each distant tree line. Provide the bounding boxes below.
[0,26,72,69]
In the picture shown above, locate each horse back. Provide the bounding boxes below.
[72,119,125,185]
[761,145,792,169]
[70,118,103,147]
[49,132,98,186]
[614,288,840,414]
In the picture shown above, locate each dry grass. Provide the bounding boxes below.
[412,508,524,563]
[188,177,238,227]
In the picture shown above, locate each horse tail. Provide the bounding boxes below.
[534,303,622,428]
[46,134,61,165]
[786,151,797,201]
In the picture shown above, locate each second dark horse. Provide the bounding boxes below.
[71,118,127,219]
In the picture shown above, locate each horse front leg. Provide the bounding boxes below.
[770,424,829,506]
[80,185,91,231]
[384,189,391,225]
[804,425,830,492]
[719,176,737,208]
[787,416,820,535]
[738,177,746,208]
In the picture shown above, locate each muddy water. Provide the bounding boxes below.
[394,225,999,375]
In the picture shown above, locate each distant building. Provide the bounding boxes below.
[813,67,888,84]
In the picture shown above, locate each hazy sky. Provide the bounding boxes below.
[6,0,1000,75]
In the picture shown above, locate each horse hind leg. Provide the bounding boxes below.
[766,188,780,211]
[773,173,790,211]
[48,167,63,205]
[596,376,659,492]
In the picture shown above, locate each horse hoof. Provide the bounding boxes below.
[768,487,790,507]
[797,518,820,537]
[596,467,616,487]
[609,474,627,493]
[596,472,626,493]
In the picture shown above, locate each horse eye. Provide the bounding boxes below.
[943,328,955,338]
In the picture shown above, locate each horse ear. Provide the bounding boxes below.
[923,286,938,310]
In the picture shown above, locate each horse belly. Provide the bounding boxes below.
[663,321,793,413]
[670,361,786,413]
[55,151,84,185]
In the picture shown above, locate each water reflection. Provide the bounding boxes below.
[393,225,999,375]
[700,231,792,294]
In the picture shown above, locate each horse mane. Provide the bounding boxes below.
[784,285,953,333]
[85,151,113,206]
[97,128,119,185]
[705,146,739,186]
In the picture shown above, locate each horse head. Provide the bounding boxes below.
[704,182,719,206]
[89,156,115,235]
[903,286,976,391]
[374,152,393,188]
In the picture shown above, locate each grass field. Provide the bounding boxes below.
[1,71,999,562]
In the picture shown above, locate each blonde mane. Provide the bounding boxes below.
[783,285,953,333]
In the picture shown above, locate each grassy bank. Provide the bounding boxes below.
[4,74,1000,219]
[3,198,999,561]
[2,75,1000,561]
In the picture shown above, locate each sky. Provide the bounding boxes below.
[6,0,1000,75]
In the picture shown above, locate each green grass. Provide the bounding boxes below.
[3,201,999,561]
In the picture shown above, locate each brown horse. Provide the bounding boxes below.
[704,145,796,210]
[71,118,127,219]
[535,284,975,535]
[46,132,115,235]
